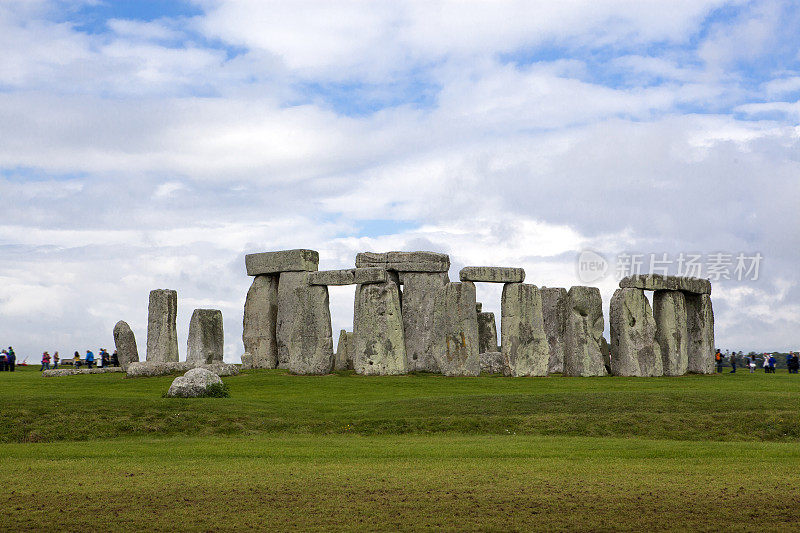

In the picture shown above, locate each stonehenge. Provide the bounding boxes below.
[113,320,139,370]
[146,289,179,363]
[234,248,715,378]
[187,309,224,365]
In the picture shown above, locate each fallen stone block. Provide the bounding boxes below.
[686,293,715,374]
[541,288,567,375]
[478,311,499,354]
[242,274,279,369]
[501,283,549,377]
[245,249,319,276]
[356,251,449,272]
[146,289,179,363]
[459,266,525,283]
[619,274,711,295]
[432,282,480,376]
[42,367,124,377]
[653,290,689,376]
[187,309,224,365]
[127,361,238,378]
[353,281,407,375]
[402,271,449,372]
[113,320,139,371]
[563,286,608,377]
[479,351,505,374]
[609,288,662,377]
[166,368,223,398]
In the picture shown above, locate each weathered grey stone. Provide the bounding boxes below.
[166,368,223,398]
[283,279,334,375]
[308,269,355,286]
[563,286,608,377]
[477,311,499,354]
[541,288,567,375]
[476,302,483,313]
[187,309,224,365]
[113,320,139,370]
[355,251,449,272]
[459,266,525,283]
[619,274,711,295]
[276,272,314,369]
[146,289,179,363]
[402,272,449,372]
[479,351,505,374]
[242,275,278,369]
[653,290,689,376]
[500,283,549,377]
[686,293,715,374]
[609,288,662,377]
[354,267,389,285]
[432,282,480,376]
[245,249,319,276]
[334,330,354,371]
[353,281,407,375]
[126,361,238,378]
[43,367,124,377]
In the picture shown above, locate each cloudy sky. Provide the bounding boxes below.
[1,0,798,362]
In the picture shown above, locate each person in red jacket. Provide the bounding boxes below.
[40,351,51,371]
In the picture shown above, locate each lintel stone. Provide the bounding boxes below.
[308,269,355,286]
[355,251,449,272]
[619,274,711,295]
[459,266,525,283]
[245,249,319,276]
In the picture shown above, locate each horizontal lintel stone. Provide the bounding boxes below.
[355,251,449,272]
[308,269,355,286]
[245,249,319,276]
[354,267,389,284]
[619,274,711,295]
[459,266,525,283]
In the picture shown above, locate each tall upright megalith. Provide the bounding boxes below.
[609,288,662,376]
[113,320,139,370]
[353,279,407,375]
[563,286,607,377]
[541,287,568,374]
[402,272,449,372]
[653,290,689,376]
[187,309,224,365]
[432,282,480,376]
[334,329,354,371]
[686,293,714,374]
[501,283,549,377]
[242,275,279,369]
[146,289,179,363]
[477,309,499,354]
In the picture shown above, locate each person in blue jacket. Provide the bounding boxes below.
[85,349,95,369]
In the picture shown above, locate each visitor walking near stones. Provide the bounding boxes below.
[53,351,59,369]
[6,348,14,371]
[729,352,737,373]
[762,354,770,373]
[85,349,95,369]
[0,350,7,371]
[100,349,109,368]
[73,351,81,367]
[749,354,757,373]
[111,350,119,367]
[789,352,799,374]
[768,354,776,373]
[40,351,51,371]
[715,349,723,373]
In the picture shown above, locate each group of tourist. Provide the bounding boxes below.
[38,348,119,371]
[0,347,16,371]
[715,349,798,374]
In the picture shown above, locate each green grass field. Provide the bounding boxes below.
[1,366,799,531]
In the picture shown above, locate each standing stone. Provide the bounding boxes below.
[353,281,407,375]
[278,274,333,375]
[686,293,714,374]
[113,320,139,370]
[431,282,480,376]
[477,311,499,354]
[563,286,607,377]
[609,288,662,377]
[335,329,354,371]
[187,309,224,365]
[402,272,449,372]
[653,290,689,376]
[242,274,279,369]
[541,288,568,374]
[146,289,179,363]
[501,283,549,377]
